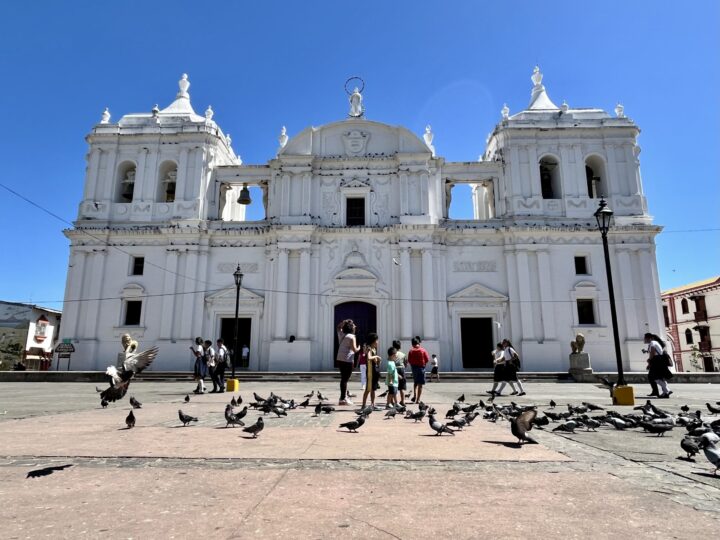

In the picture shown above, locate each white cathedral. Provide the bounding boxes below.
[61,68,665,372]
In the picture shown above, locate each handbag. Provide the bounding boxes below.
[511,351,521,369]
[662,352,672,367]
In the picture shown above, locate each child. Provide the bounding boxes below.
[361,333,381,410]
[386,347,399,408]
[429,354,439,382]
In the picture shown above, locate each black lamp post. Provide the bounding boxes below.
[232,264,244,377]
[594,198,625,387]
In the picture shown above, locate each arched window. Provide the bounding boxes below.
[685,328,693,344]
[681,298,689,314]
[115,161,137,203]
[539,156,561,199]
[157,161,178,203]
[585,155,607,198]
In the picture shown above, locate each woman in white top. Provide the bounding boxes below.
[336,319,359,405]
[502,339,526,396]
[645,332,672,398]
[190,337,206,394]
[488,343,518,396]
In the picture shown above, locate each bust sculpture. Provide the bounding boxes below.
[121,334,139,354]
[570,333,585,354]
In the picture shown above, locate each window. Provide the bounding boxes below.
[131,256,144,276]
[685,328,693,345]
[158,162,178,203]
[577,299,596,325]
[539,156,561,199]
[584,156,607,199]
[124,301,142,326]
[680,298,689,314]
[574,256,588,275]
[662,305,670,327]
[115,163,137,203]
[346,197,365,226]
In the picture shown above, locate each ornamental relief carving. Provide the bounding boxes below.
[453,261,497,272]
[217,262,259,273]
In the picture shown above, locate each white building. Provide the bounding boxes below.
[61,68,665,372]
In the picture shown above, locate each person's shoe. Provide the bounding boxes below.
[659,393,669,399]
[345,399,354,405]
[347,392,356,398]
[518,392,527,396]
[410,398,416,403]
[373,405,383,411]
[219,390,225,393]
[209,390,217,393]
[511,391,519,396]
[494,393,503,397]
[338,400,348,406]
[486,390,496,396]
[646,394,659,398]
[667,391,673,396]
[193,389,200,395]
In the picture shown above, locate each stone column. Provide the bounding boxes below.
[133,148,148,202]
[297,248,311,339]
[66,250,87,339]
[274,248,289,339]
[422,249,435,339]
[537,250,555,340]
[527,146,541,198]
[515,250,535,340]
[159,250,178,339]
[616,249,638,339]
[400,248,412,338]
[84,148,102,201]
[175,148,189,202]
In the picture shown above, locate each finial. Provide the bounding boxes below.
[615,103,625,118]
[177,73,190,99]
[205,105,214,120]
[226,133,232,147]
[423,125,434,146]
[561,100,569,113]
[531,65,543,87]
[100,107,111,124]
[151,104,160,117]
[278,126,288,148]
[501,103,509,120]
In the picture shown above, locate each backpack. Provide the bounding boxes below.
[511,350,521,369]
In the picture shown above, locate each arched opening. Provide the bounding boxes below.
[333,301,377,359]
[681,298,689,314]
[115,161,137,203]
[157,161,177,203]
[685,328,693,345]
[539,156,561,199]
[585,155,607,198]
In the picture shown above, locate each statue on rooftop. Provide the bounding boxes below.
[349,87,363,117]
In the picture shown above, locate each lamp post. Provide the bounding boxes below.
[232,264,244,378]
[594,198,625,387]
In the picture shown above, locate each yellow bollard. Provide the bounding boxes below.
[612,385,635,406]
[226,379,240,392]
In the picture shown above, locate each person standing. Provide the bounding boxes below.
[502,339,526,396]
[215,338,229,393]
[385,347,399,408]
[392,340,407,406]
[428,354,440,382]
[358,343,368,392]
[361,333,381,410]
[488,343,507,396]
[407,337,429,403]
[190,337,206,394]
[204,340,219,393]
[240,344,250,368]
[645,333,673,398]
[336,320,359,405]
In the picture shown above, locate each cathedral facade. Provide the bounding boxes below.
[61,69,664,372]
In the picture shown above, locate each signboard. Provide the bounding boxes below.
[55,343,75,354]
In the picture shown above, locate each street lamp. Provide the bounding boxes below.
[232,264,244,377]
[594,198,625,388]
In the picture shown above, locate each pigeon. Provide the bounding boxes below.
[406,409,426,422]
[598,376,615,397]
[582,402,604,411]
[428,414,455,436]
[511,410,538,444]
[464,411,480,425]
[314,402,323,416]
[178,409,198,426]
[230,397,238,407]
[234,406,248,420]
[253,392,266,403]
[272,407,288,417]
[445,406,460,419]
[706,403,720,415]
[640,422,673,436]
[225,404,245,427]
[532,415,550,429]
[607,417,629,430]
[457,394,465,403]
[461,404,478,414]
[101,399,108,409]
[95,386,103,393]
[101,346,158,403]
[580,417,601,431]
[125,410,136,429]
[552,421,577,433]
[298,398,310,408]
[543,411,562,422]
[355,405,374,416]
[680,436,700,460]
[549,399,556,409]
[26,464,73,479]
[129,396,142,409]
[698,432,720,474]
[384,408,397,419]
[304,390,315,399]
[339,414,367,433]
[243,417,265,438]
[680,404,690,413]
[321,406,335,414]
[446,418,467,430]
[184,394,190,403]
[317,391,328,401]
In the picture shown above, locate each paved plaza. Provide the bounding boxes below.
[1,379,719,539]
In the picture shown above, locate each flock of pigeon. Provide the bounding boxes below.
[95,349,720,475]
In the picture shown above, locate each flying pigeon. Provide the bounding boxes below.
[101,346,158,403]
[243,417,265,438]
[680,436,700,460]
[511,410,538,444]
[184,394,190,403]
[178,409,198,426]
[129,396,142,409]
[698,432,720,474]
[26,464,73,479]
[225,404,245,427]
[428,414,455,436]
[125,410,136,429]
[392,257,401,266]
[339,414,367,433]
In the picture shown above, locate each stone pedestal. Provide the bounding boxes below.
[569,353,592,376]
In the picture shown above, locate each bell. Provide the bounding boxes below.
[237,183,252,205]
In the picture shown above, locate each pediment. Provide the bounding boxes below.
[334,267,378,282]
[448,283,508,302]
[573,280,598,290]
[205,286,264,304]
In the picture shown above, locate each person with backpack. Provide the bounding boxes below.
[645,332,673,398]
[215,338,229,393]
[502,339,526,396]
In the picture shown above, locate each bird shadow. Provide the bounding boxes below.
[418,434,454,438]
[482,440,523,449]
[239,435,259,440]
[336,430,359,434]
[692,472,719,479]
[117,427,133,431]
[171,425,193,429]
[676,456,696,462]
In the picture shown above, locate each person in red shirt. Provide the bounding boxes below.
[407,337,429,403]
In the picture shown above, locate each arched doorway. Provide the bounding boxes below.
[334,301,377,358]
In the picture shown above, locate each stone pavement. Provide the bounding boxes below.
[1,380,719,539]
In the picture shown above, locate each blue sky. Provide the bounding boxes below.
[0,0,718,308]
